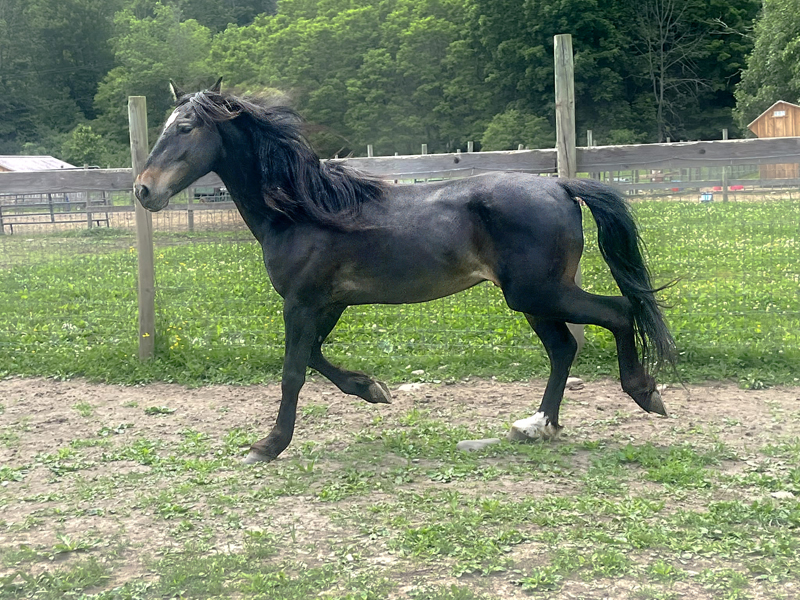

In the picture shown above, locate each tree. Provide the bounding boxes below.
[734,0,800,132]
[61,124,111,167]
[175,0,277,32]
[467,0,640,143]
[481,109,554,150]
[93,3,213,153]
[0,0,36,152]
[24,0,121,119]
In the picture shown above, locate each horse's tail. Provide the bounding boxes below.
[559,178,677,371]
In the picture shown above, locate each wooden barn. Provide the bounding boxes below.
[747,101,800,179]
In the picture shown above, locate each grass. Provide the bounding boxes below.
[0,198,797,387]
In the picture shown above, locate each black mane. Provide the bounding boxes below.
[180,91,386,227]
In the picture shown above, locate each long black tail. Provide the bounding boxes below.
[559,178,677,371]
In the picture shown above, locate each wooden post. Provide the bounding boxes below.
[187,187,195,232]
[467,141,474,153]
[86,192,93,229]
[128,96,155,360]
[0,204,4,235]
[587,129,597,180]
[722,129,729,203]
[85,165,93,229]
[367,144,374,158]
[554,33,584,352]
[48,193,55,223]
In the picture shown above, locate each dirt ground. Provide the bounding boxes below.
[1,376,799,599]
[2,375,796,467]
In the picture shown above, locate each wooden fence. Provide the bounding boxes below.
[3,136,800,200]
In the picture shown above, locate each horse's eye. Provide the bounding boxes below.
[177,123,193,134]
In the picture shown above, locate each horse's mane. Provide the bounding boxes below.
[180,91,386,227]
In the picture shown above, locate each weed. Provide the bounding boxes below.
[72,401,94,417]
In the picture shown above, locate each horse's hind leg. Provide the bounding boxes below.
[508,317,577,441]
[307,306,391,404]
[556,288,665,415]
[505,282,665,426]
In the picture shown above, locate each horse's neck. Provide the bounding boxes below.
[213,128,279,243]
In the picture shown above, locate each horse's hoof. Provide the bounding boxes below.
[366,381,392,404]
[243,450,274,465]
[507,412,561,442]
[647,390,668,416]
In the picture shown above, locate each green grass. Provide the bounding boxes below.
[0,198,797,386]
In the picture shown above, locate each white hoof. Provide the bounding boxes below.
[242,450,272,464]
[507,412,561,441]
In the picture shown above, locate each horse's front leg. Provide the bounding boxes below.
[244,303,318,464]
[307,305,391,405]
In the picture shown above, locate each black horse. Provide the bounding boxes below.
[135,81,676,463]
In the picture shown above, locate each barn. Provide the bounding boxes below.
[747,100,800,179]
[0,155,75,173]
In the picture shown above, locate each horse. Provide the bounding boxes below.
[134,80,676,464]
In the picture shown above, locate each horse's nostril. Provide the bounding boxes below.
[134,183,149,202]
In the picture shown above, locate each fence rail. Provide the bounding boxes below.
[3,136,800,197]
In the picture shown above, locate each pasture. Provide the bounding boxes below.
[0,196,799,598]
[0,199,797,387]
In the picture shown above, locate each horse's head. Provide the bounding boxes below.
[134,78,224,212]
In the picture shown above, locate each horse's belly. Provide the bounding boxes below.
[334,266,496,305]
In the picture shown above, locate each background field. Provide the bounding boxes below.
[0,198,797,388]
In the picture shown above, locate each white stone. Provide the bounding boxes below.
[397,383,426,392]
[456,438,502,452]
[771,491,796,500]
[566,377,584,390]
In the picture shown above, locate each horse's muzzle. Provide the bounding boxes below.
[134,178,169,212]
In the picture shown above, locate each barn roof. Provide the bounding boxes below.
[747,100,800,130]
[0,155,76,172]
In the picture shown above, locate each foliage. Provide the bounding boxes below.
[0,0,762,163]
[734,0,800,132]
[61,124,112,168]
[480,108,554,150]
[94,3,213,150]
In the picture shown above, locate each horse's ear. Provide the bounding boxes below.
[169,80,185,102]
[210,77,223,93]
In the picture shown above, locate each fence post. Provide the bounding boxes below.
[586,129,598,180]
[722,129,729,203]
[84,165,93,229]
[128,96,156,360]
[187,187,195,232]
[554,33,585,353]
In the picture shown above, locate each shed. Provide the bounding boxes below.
[0,155,75,173]
[747,101,800,179]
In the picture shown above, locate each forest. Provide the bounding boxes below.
[0,0,794,166]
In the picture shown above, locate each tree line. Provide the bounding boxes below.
[0,0,793,167]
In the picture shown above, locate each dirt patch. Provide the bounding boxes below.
[1,376,799,598]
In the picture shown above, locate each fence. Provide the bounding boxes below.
[0,133,798,385]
